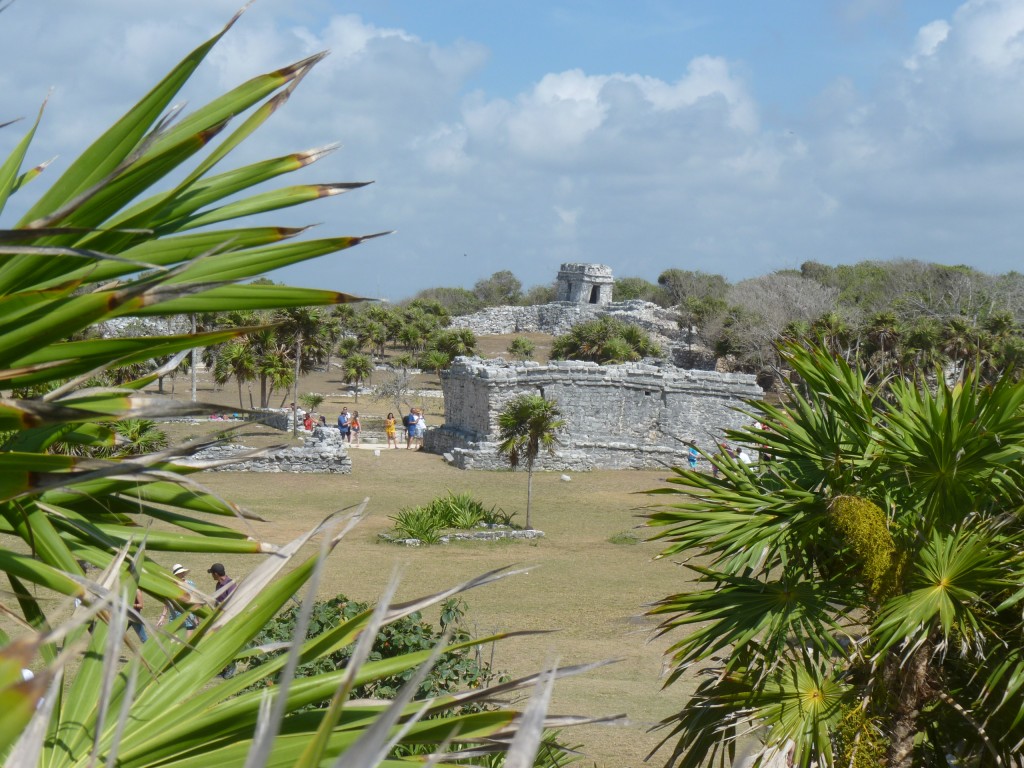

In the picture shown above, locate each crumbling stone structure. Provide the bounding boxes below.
[184,425,352,473]
[450,299,684,356]
[424,357,762,470]
[555,263,614,305]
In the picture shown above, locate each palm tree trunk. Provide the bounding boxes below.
[292,334,301,437]
[526,465,533,530]
[885,642,932,768]
[190,313,197,403]
[237,380,243,411]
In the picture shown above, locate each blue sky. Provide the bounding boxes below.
[1,0,1020,301]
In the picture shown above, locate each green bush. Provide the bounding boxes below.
[388,491,515,543]
[248,596,500,705]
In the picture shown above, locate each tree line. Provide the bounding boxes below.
[414,261,1024,381]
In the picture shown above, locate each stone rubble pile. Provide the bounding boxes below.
[182,425,352,473]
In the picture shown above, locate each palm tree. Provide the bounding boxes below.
[343,352,374,402]
[942,315,980,379]
[645,341,1024,768]
[214,340,258,409]
[103,419,170,457]
[496,394,565,530]
[862,310,901,373]
[418,348,451,378]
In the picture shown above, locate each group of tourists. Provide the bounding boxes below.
[336,407,362,444]
[292,402,429,450]
[382,408,425,449]
[329,406,428,449]
[127,562,237,645]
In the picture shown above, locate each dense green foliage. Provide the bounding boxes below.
[550,317,661,364]
[507,336,536,361]
[646,342,1024,768]
[249,596,502,703]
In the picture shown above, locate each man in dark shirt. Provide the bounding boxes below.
[208,562,237,606]
[209,562,238,678]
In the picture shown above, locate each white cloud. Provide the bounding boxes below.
[904,20,951,70]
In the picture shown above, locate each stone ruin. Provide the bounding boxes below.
[424,357,762,471]
[450,262,717,370]
[183,425,352,473]
[555,262,614,305]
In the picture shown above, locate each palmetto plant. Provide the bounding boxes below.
[646,341,1024,768]
[0,10,614,766]
[550,317,660,364]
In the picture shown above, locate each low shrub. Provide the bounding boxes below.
[248,596,502,706]
[389,491,514,542]
[608,531,642,545]
[389,506,445,543]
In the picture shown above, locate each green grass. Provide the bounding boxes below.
[608,531,643,545]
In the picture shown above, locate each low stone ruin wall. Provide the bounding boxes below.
[424,357,762,471]
[183,425,352,473]
[450,300,682,351]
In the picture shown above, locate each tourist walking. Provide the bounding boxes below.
[687,441,699,471]
[385,412,398,449]
[413,409,426,450]
[157,563,198,637]
[129,588,148,643]
[209,562,238,678]
[208,562,237,606]
[350,411,361,445]
[404,409,417,449]
[337,408,351,443]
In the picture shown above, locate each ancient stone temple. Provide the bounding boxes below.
[555,263,613,305]
[424,357,762,470]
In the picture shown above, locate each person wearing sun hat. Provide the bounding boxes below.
[157,563,198,636]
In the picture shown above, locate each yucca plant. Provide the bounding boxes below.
[0,9,617,766]
[645,340,1024,768]
[389,506,446,544]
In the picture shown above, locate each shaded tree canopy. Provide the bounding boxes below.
[472,270,523,307]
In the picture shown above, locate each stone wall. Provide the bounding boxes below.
[424,357,762,470]
[450,300,684,352]
[184,425,352,473]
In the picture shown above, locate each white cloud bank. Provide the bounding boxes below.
[2,0,1023,299]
